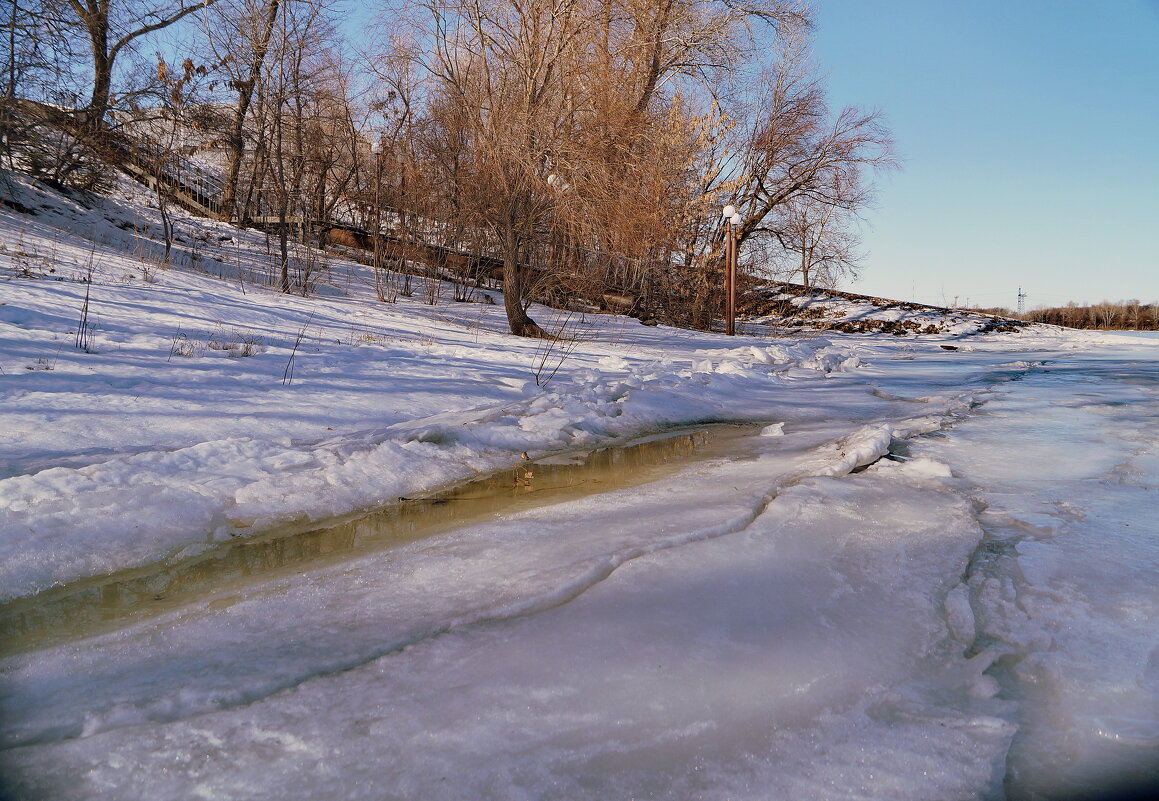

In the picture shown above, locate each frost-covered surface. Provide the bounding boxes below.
[2,169,1158,799]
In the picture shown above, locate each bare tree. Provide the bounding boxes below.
[4,0,44,100]
[656,27,895,327]
[363,32,433,300]
[234,0,345,291]
[3,0,93,108]
[193,0,363,230]
[397,0,809,336]
[202,0,283,221]
[56,0,218,129]
[768,188,862,288]
[411,0,593,336]
[730,32,894,246]
[362,0,889,333]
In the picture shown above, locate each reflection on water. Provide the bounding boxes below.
[0,428,727,653]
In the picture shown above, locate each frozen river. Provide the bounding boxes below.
[1,341,1157,800]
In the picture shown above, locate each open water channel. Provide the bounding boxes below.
[0,426,748,655]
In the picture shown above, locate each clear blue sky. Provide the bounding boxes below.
[810,0,1159,309]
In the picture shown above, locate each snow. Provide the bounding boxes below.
[2,168,1158,799]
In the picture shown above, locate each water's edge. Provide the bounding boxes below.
[0,424,762,654]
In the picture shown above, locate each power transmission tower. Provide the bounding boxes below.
[1017,286,1028,315]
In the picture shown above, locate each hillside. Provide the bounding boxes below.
[1,163,1035,336]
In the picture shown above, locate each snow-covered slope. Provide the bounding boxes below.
[745,282,1031,336]
[0,168,1101,601]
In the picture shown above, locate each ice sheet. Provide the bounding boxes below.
[0,430,1014,801]
[909,347,1159,799]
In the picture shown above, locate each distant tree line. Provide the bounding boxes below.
[2,0,897,335]
[971,301,1159,331]
[1021,301,1159,331]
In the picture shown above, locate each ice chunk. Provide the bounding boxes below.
[944,584,976,644]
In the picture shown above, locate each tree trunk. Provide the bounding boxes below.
[84,14,112,131]
[500,224,547,337]
[278,214,290,292]
[800,234,810,288]
[157,181,172,263]
[502,268,546,337]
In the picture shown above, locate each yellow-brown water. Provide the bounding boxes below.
[1,426,757,653]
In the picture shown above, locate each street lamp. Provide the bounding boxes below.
[371,138,384,301]
[722,205,741,335]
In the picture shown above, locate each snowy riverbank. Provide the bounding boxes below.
[0,167,1105,603]
[3,169,1158,799]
